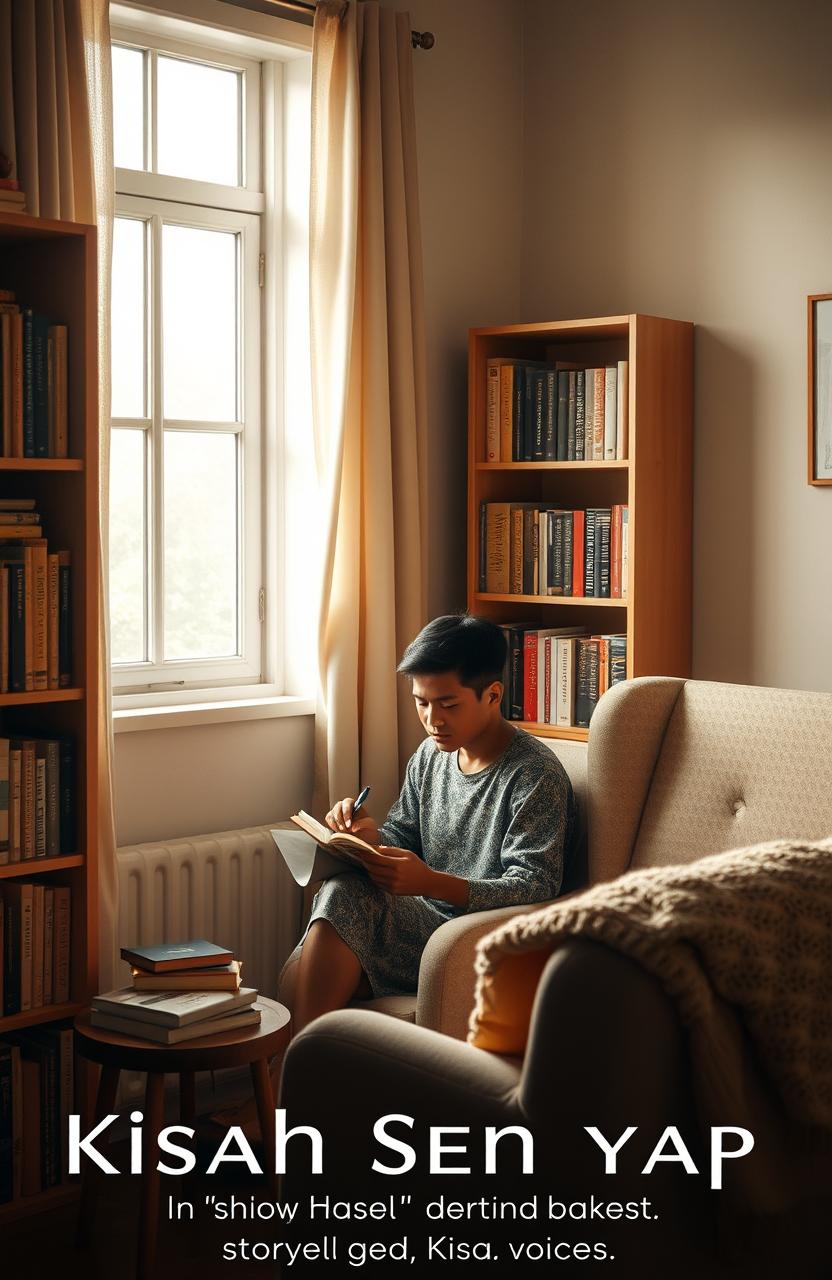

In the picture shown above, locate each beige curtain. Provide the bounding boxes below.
[0,0,118,991]
[310,0,428,819]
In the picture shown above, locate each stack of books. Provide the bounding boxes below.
[91,938,260,1044]
[0,180,26,214]
[0,289,69,457]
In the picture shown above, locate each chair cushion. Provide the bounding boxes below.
[348,994,416,1021]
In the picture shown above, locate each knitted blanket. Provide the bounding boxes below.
[470,838,832,1212]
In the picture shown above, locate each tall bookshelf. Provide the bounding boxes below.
[0,211,99,1219]
[468,314,693,741]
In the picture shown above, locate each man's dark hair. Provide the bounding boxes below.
[397,614,507,697]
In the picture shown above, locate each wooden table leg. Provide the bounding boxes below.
[250,1057,278,1199]
[137,1072,165,1280]
[76,1063,121,1247]
[180,1071,196,1128]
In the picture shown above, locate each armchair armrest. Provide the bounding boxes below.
[416,899,560,1039]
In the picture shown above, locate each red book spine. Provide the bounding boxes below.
[610,505,622,598]
[572,509,585,597]
[544,635,552,724]
[524,630,538,721]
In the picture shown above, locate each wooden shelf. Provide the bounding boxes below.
[476,461,629,471]
[474,593,627,607]
[0,687,84,706]
[0,1181,80,1224]
[0,458,84,471]
[517,723,589,742]
[0,1001,85,1035]
[0,855,84,880]
[468,314,693,734]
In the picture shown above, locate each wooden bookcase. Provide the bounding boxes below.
[468,314,693,741]
[0,211,99,1219]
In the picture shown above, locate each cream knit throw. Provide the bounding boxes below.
[472,839,832,1156]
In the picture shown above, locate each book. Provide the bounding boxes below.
[575,370,586,460]
[120,938,234,974]
[604,366,617,460]
[53,885,70,1003]
[131,958,242,992]
[485,502,510,594]
[592,368,606,460]
[616,360,629,459]
[0,738,8,864]
[0,1044,12,1203]
[92,985,258,1028]
[89,1003,262,1045]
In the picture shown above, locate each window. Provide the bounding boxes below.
[110,27,265,693]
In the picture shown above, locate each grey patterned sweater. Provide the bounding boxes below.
[378,727,574,917]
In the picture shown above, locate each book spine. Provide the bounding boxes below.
[10,1045,21,1199]
[513,366,524,461]
[499,365,514,463]
[567,371,577,460]
[562,511,574,597]
[544,635,553,724]
[33,315,49,457]
[604,366,617,460]
[32,540,47,690]
[523,630,538,721]
[537,510,547,597]
[575,369,586,461]
[593,368,606,460]
[21,741,35,860]
[575,638,601,727]
[58,551,71,686]
[522,506,536,595]
[485,361,500,461]
[556,637,576,727]
[543,369,556,460]
[43,887,54,1004]
[611,504,622,598]
[572,509,585,597]
[53,886,71,1003]
[523,367,535,462]
[582,370,594,463]
[11,312,23,457]
[22,309,34,457]
[0,739,8,865]
[537,633,547,724]
[20,885,32,1011]
[551,513,564,596]
[9,745,21,863]
[0,313,11,457]
[31,883,44,1005]
[3,891,20,1015]
[8,562,24,693]
[34,752,47,858]
[0,1047,11,1203]
[508,628,523,720]
[596,510,611,598]
[531,370,546,460]
[47,553,59,688]
[478,501,486,593]
[485,504,510,595]
[499,627,511,720]
[509,507,524,594]
[616,359,629,460]
[621,508,629,599]
[610,634,627,685]
[59,739,75,855]
[556,371,569,461]
[584,509,597,597]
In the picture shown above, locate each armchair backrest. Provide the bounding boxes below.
[587,676,832,882]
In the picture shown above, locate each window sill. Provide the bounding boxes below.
[113,694,316,734]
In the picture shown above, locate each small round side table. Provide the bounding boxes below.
[74,995,291,1280]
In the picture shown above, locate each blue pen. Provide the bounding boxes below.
[351,785,371,823]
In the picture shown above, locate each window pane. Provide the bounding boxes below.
[112,45,146,171]
[162,223,238,422]
[111,218,147,419]
[157,56,241,185]
[109,429,147,664]
[164,431,238,660]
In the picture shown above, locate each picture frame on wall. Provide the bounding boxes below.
[808,293,832,485]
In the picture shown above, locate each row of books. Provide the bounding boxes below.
[95,937,260,1044]
[480,502,629,598]
[0,737,76,864]
[0,289,69,457]
[0,1027,74,1201]
[499,625,627,727]
[1,880,72,1017]
[0,502,72,691]
[485,359,629,462]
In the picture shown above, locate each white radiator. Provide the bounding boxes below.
[116,824,304,998]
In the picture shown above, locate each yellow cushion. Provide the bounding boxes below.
[467,949,550,1054]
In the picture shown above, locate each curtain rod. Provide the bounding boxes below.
[259,0,435,47]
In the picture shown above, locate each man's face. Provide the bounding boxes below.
[411,671,499,753]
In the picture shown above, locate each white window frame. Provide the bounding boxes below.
[111,24,267,697]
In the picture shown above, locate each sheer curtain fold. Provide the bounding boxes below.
[1,0,118,991]
[310,0,428,819]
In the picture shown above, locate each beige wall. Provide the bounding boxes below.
[522,0,832,690]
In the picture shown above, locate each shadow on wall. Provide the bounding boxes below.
[692,327,754,684]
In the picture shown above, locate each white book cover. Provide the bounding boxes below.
[92,985,259,1027]
[90,1005,262,1045]
[616,360,629,460]
[538,510,547,597]
[556,637,576,727]
[622,508,630,599]
[604,367,617,459]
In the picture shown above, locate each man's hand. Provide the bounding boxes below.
[325,797,380,847]
[362,845,436,896]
